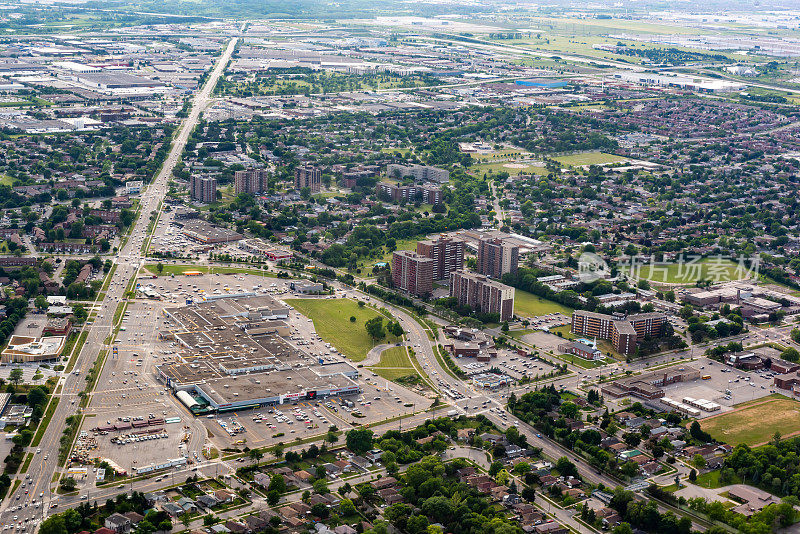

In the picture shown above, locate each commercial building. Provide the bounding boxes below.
[416,236,464,281]
[180,220,243,245]
[449,271,515,322]
[477,237,519,279]
[1,335,66,363]
[126,181,143,194]
[571,310,667,355]
[190,176,217,203]
[295,166,322,193]
[238,238,293,261]
[601,366,701,400]
[392,250,434,297]
[234,168,270,195]
[386,164,450,184]
[376,182,442,205]
[156,295,361,414]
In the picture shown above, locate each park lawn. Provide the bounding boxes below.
[514,290,573,318]
[553,152,627,166]
[635,257,748,285]
[694,469,741,489]
[286,298,399,362]
[700,397,800,446]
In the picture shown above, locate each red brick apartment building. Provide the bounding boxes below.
[416,236,464,281]
[571,310,667,355]
[392,250,434,297]
[449,271,515,322]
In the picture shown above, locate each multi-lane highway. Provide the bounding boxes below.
[0,37,238,530]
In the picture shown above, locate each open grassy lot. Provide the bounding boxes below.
[635,257,748,285]
[471,148,531,162]
[701,396,800,446]
[514,290,573,317]
[373,346,413,368]
[369,346,419,382]
[553,152,627,166]
[356,238,417,273]
[143,264,276,277]
[472,161,548,176]
[286,298,399,362]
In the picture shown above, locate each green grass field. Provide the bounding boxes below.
[372,346,413,368]
[143,264,276,277]
[356,238,417,272]
[472,161,548,176]
[701,397,800,446]
[553,152,627,166]
[514,290,573,318]
[635,258,748,285]
[369,346,418,382]
[286,299,399,362]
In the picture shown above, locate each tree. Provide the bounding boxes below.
[34,295,48,310]
[346,428,374,454]
[365,317,386,342]
[339,498,357,516]
[689,469,697,482]
[267,489,280,506]
[156,262,164,275]
[556,457,578,478]
[39,516,67,534]
[248,448,263,465]
[9,368,23,387]
[59,476,77,492]
[268,473,286,493]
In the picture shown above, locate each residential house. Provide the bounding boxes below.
[104,513,132,534]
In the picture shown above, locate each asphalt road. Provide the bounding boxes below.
[0,37,239,531]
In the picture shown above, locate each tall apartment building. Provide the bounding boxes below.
[295,166,322,193]
[387,164,450,183]
[375,182,442,205]
[392,251,434,297]
[234,168,270,195]
[190,176,217,203]
[477,237,519,279]
[571,310,667,355]
[417,236,464,281]
[449,271,515,322]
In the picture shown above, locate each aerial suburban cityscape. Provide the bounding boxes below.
[2,1,800,534]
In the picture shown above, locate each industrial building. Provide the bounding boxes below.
[156,295,360,414]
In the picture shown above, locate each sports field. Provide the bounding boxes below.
[514,290,573,317]
[286,298,399,362]
[553,152,627,166]
[633,257,749,285]
[700,396,800,446]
